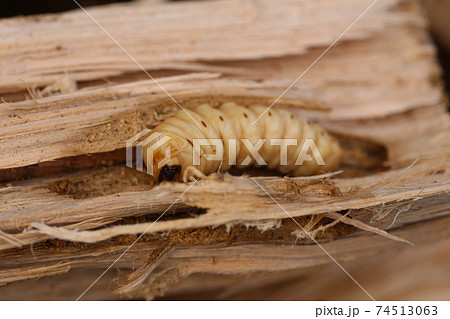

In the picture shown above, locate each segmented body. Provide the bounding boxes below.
[143,103,342,182]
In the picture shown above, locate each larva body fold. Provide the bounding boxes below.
[143,103,342,182]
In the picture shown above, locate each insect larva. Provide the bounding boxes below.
[143,102,342,182]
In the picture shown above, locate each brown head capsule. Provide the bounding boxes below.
[158,165,182,182]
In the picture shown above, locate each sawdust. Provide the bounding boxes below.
[24,214,355,296]
[80,97,179,155]
[48,166,153,199]
[40,216,355,252]
[39,215,353,296]
[277,177,343,200]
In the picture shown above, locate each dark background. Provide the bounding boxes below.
[0,0,131,17]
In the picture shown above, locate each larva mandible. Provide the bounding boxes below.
[143,102,342,182]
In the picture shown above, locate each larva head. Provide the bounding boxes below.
[157,164,182,183]
[143,134,186,183]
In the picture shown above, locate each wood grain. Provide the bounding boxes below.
[0,0,449,300]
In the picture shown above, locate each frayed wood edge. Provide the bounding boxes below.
[29,222,149,243]
[291,213,327,241]
[28,161,429,246]
[124,266,189,300]
[340,157,432,200]
[253,170,344,181]
[326,212,413,245]
[112,241,173,294]
[0,261,72,286]
[30,208,413,246]
[0,229,24,248]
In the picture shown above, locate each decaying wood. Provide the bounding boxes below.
[2,237,449,300]
[0,0,443,169]
[0,0,449,300]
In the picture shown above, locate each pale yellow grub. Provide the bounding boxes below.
[143,103,342,182]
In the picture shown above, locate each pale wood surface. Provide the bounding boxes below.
[0,0,443,169]
[0,0,449,300]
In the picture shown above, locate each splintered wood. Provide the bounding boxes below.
[0,0,449,300]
